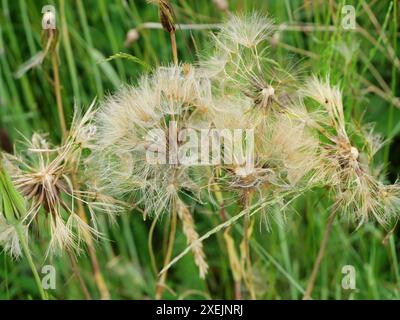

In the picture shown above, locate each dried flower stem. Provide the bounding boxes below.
[213,178,242,300]
[150,0,178,64]
[156,199,178,299]
[170,31,178,65]
[234,280,242,300]
[303,202,339,300]
[214,181,242,299]
[15,223,48,300]
[87,244,110,299]
[51,51,67,139]
[67,250,92,300]
[75,196,110,299]
[211,173,242,299]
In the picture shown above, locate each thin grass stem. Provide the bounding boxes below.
[303,203,339,300]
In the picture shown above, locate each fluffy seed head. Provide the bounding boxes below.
[216,12,274,49]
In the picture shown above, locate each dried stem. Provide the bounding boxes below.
[76,196,110,299]
[303,203,339,300]
[156,199,178,299]
[241,192,256,300]
[211,174,243,299]
[170,31,178,65]
[67,250,92,300]
[51,51,67,139]
[234,280,242,300]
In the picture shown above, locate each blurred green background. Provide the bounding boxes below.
[0,0,399,299]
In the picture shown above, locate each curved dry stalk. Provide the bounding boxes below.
[359,76,400,109]
[224,227,242,299]
[234,281,242,300]
[67,250,92,300]
[76,197,110,300]
[302,202,339,300]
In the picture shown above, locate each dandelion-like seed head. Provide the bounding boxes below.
[217,13,274,49]
[94,65,213,216]
[95,64,212,277]
[301,76,400,226]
